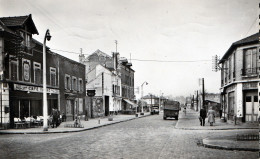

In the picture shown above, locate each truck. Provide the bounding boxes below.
[163,100,180,120]
[150,105,159,115]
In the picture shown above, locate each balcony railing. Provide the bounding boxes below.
[241,67,259,76]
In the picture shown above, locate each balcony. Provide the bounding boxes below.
[241,67,259,77]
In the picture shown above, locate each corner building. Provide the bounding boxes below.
[219,33,259,123]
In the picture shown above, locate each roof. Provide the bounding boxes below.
[0,14,39,34]
[143,94,159,99]
[88,49,112,59]
[220,32,259,63]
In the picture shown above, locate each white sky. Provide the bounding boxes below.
[0,0,259,98]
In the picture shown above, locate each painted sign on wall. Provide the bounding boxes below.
[14,84,59,94]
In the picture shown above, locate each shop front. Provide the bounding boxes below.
[9,83,59,128]
[64,93,84,121]
[242,82,258,122]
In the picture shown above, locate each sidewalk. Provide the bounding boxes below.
[176,108,259,152]
[0,112,150,134]
[175,108,258,130]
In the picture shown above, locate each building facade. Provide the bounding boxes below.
[86,64,121,117]
[219,33,259,122]
[0,14,85,128]
[142,94,159,112]
[80,50,123,117]
[119,57,136,113]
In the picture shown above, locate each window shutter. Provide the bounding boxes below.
[65,76,67,90]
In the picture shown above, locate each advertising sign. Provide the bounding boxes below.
[14,84,59,94]
[23,61,30,82]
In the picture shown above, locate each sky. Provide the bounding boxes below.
[0,0,259,98]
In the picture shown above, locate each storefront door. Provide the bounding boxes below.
[245,92,258,122]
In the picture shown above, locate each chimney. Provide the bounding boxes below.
[112,52,119,71]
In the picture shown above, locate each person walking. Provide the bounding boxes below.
[207,107,216,126]
[199,107,206,126]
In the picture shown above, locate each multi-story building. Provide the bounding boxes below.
[0,14,85,128]
[80,50,122,117]
[142,94,159,111]
[86,64,121,117]
[119,57,136,112]
[80,50,136,116]
[219,32,259,123]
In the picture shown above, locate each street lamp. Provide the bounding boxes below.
[141,81,148,115]
[43,29,51,131]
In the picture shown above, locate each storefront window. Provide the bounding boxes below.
[228,92,235,119]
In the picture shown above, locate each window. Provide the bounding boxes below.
[72,76,77,91]
[243,48,257,75]
[50,67,56,86]
[34,62,42,84]
[20,31,25,46]
[228,57,232,80]
[9,56,18,81]
[20,31,31,48]
[26,34,31,48]
[65,74,71,90]
[22,59,31,82]
[78,78,83,92]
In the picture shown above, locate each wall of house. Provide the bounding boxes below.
[58,55,86,121]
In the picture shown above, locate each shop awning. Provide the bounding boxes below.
[123,99,138,108]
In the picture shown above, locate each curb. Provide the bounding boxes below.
[0,114,151,135]
[174,126,258,130]
[202,138,259,152]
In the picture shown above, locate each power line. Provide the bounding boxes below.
[50,48,89,55]
[131,59,211,63]
[50,49,210,63]
[244,16,258,37]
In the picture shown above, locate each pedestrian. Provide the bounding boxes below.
[207,107,216,126]
[219,109,222,119]
[62,113,66,122]
[199,107,206,126]
[183,107,186,116]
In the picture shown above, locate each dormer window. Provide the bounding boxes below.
[20,31,31,48]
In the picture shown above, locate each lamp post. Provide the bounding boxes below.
[141,81,148,115]
[43,29,51,131]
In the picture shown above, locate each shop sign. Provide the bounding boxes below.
[243,82,258,90]
[14,84,59,94]
[87,90,96,97]
[23,61,30,82]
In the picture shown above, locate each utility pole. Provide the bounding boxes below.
[196,90,199,111]
[192,95,194,110]
[202,78,205,109]
[115,40,118,53]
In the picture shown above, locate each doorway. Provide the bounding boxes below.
[105,96,109,116]
[244,91,258,122]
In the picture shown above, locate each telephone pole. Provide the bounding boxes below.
[202,78,205,109]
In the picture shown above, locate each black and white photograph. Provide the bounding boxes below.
[0,0,259,158]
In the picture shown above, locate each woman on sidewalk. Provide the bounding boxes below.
[207,107,216,126]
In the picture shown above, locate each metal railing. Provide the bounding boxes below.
[241,67,259,76]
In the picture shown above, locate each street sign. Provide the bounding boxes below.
[87,90,96,97]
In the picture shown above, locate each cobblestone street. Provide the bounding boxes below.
[0,114,258,159]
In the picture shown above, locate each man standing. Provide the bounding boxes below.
[200,108,207,126]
